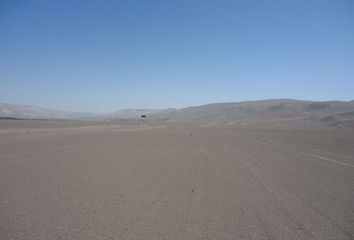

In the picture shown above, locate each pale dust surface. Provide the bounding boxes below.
[0,121,354,239]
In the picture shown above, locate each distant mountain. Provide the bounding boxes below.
[147,99,354,128]
[0,103,95,120]
[319,111,354,129]
[1,100,354,129]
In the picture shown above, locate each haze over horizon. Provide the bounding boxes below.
[1,0,354,113]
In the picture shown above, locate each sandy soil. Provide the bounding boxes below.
[0,121,353,239]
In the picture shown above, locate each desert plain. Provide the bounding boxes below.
[0,120,354,240]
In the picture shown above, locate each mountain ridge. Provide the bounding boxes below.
[1,99,354,129]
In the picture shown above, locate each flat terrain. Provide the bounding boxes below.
[0,121,354,239]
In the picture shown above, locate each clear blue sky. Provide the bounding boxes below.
[1,0,353,113]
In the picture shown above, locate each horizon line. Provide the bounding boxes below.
[1,98,354,114]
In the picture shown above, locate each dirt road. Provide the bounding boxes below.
[1,124,353,239]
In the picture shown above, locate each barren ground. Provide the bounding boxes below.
[0,121,353,239]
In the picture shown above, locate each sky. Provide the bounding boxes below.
[0,0,353,113]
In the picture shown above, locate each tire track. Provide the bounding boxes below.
[248,137,354,169]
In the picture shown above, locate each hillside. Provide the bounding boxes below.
[1,100,354,129]
[0,103,95,120]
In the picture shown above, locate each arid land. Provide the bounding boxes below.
[0,120,354,239]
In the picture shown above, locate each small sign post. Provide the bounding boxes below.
[141,115,147,128]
